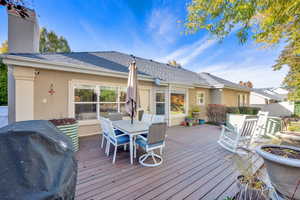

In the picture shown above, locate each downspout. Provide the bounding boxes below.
[167,84,171,127]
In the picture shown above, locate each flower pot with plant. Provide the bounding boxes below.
[229,147,268,200]
[50,118,79,152]
[256,145,300,200]
[190,105,201,119]
[185,116,194,126]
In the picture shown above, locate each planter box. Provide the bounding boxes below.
[56,123,79,152]
[256,145,300,200]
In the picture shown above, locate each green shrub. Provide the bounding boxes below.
[226,107,240,114]
[226,106,260,115]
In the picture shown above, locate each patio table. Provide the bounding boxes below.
[112,120,150,164]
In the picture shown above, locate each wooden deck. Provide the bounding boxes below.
[75,125,262,200]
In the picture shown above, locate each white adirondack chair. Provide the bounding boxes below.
[252,111,269,138]
[218,115,258,153]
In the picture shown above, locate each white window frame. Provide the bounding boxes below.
[196,91,205,105]
[155,90,166,115]
[73,84,127,121]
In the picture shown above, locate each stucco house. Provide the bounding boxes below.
[1,10,250,137]
[250,88,285,105]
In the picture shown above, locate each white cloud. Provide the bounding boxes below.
[158,36,217,65]
[147,8,179,44]
[198,63,288,88]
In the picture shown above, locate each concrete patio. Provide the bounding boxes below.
[75,125,262,200]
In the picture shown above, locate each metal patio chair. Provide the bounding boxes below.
[135,122,167,167]
[141,113,153,124]
[102,117,129,164]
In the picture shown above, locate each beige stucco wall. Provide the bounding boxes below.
[222,89,250,107]
[188,88,210,119]
[33,68,154,120]
[31,68,155,137]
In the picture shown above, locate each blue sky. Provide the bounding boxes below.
[0,0,288,87]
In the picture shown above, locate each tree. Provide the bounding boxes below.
[185,0,300,101]
[0,41,8,106]
[39,28,71,53]
[0,40,8,53]
[0,28,71,105]
[0,0,29,18]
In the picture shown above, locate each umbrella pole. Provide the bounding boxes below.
[131,99,133,124]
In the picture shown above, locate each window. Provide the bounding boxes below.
[171,93,185,115]
[196,92,205,105]
[74,85,127,121]
[74,86,97,120]
[155,91,165,115]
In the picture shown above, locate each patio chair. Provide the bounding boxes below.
[102,117,129,164]
[252,111,269,138]
[152,115,165,123]
[135,122,167,167]
[141,113,153,124]
[218,116,258,154]
[100,117,109,150]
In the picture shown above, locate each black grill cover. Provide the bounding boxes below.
[0,120,77,200]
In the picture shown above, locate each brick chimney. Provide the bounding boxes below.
[8,8,39,53]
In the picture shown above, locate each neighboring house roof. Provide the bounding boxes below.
[198,72,250,91]
[251,88,283,101]
[1,51,248,91]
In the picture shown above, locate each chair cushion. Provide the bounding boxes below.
[135,138,163,149]
[141,133,148,138]
[114,129,124,135]
[110,135,129,144]
[103,130,123,137]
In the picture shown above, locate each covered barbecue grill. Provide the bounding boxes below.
[0,120,77,200]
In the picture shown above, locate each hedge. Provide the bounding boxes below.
[226,106,261,115]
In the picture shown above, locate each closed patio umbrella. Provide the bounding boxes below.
[126,59,139,124]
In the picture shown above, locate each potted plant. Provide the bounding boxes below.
[50,118,79,152]
[199,119,206,125]
[190,105,201,119]
[185,116,194,126]
[256,145,300,199]
[229,147,268,200]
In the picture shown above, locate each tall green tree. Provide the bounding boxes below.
[39,28,71,53]
[0,40,8,106]
[185,0,300,101]
[0,28,71,105]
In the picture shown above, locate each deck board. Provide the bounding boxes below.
[75,125,262,200]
